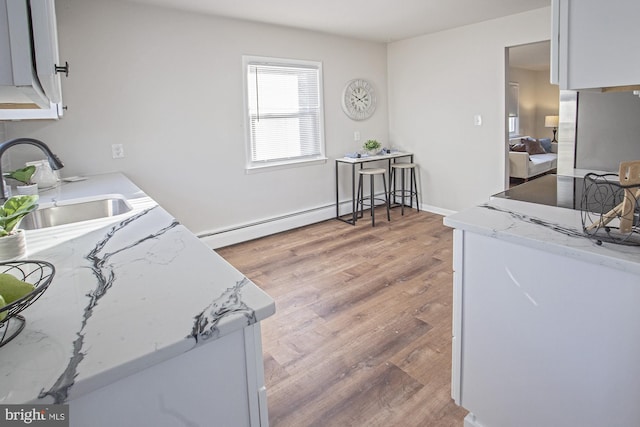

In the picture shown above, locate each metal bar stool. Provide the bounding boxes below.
[390,163,419,215]
[356,168,390,227]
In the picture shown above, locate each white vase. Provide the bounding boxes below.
[16,184,38,195]
[0,229,27,262]
[28,160,58,189]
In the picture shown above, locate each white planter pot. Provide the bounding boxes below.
[0,230,27,262]
[16,184,38,195]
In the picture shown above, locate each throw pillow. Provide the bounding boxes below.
[523,139,546,155]
[510,143,527,152]
[538,138,552,153]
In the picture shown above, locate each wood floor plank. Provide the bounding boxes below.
[217,208,468,426]
[306,363,425,427]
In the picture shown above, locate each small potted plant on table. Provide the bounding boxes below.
[363,139,381,156]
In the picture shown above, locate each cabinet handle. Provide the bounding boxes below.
[55,61,70,77]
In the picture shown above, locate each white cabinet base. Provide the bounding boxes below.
[69,324,268,427]
[452,230,640,427]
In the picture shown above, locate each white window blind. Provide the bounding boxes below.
[507,82,520,136]
[507,82,519,118]
[244,56,325,170]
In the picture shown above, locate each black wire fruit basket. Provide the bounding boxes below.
[581,172,640,246]
[0,260,56,347]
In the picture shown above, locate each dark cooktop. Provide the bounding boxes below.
[492,174,584,210]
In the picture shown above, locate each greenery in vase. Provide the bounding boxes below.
[6,166,36,186]
[363,139,381,152]
[0,195,38,237]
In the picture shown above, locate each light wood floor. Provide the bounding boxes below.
[217,207,468,426]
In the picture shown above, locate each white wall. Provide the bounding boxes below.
[387,7,551,212]
[533,69,560,139]
[6,0,388,237]
[6,2,556,237]
[508,67,559,139]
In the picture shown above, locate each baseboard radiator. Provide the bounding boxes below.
[198,195,453,249]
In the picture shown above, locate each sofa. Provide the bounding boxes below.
[508,136,558,180]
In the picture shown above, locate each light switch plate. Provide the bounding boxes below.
[111,144,124,159]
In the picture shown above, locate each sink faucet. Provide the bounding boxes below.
[0,138,64,201]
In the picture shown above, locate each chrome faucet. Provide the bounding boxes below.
[0,138,64,201]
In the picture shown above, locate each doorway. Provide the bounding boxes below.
[505,41,559,188]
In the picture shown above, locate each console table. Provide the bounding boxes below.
[335,152,413,225]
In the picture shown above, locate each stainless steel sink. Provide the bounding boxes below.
[20,196,133,230]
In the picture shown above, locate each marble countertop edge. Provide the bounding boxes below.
[444,198,640,276]
[0,172,276,405]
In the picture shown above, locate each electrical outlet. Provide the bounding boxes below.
[111,143,124,159]
[474,114,483,126]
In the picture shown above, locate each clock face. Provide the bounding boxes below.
[342,79,376,121]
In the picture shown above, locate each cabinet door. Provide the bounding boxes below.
[450,229,463,405]
[458,232,640,427]
[0,0,63,120]
[551,0,640,90]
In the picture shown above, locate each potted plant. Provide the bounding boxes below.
[363,139,381,155]
[0,195,39,261]
[6,166,37,195]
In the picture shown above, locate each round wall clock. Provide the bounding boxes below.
[341,78,376,121]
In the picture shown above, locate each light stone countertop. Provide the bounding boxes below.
[0,173,275,404]
[443,197,640,276]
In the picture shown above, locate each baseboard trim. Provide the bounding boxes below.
[422,204,457,217]
[199,201,350,249]
[464,413,486,427]
[198,198,453,249]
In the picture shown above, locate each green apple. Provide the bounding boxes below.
[0,273,35,304]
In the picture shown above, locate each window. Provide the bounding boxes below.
[508,116,519,134]
[243,56,326,171]
[507,82,520,136]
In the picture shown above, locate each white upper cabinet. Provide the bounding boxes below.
[0,0,65,120]
[551,0,640,90]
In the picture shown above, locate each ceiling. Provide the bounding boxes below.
[127,0,551,43]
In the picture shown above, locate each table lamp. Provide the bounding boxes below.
[545,115,559,142]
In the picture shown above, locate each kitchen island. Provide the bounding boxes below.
[443,193,640,427]
[0,173,275,426]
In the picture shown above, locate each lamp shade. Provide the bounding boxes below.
[545,115,559,128]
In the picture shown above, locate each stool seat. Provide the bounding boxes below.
[391,163,416,169]
[358,168,387,175]
[356,168,390,227]
[359,168,386,175]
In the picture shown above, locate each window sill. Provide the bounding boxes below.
[245,157,328,174]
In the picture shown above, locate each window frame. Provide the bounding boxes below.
[507,82,520,137]
[242,55,327,173]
